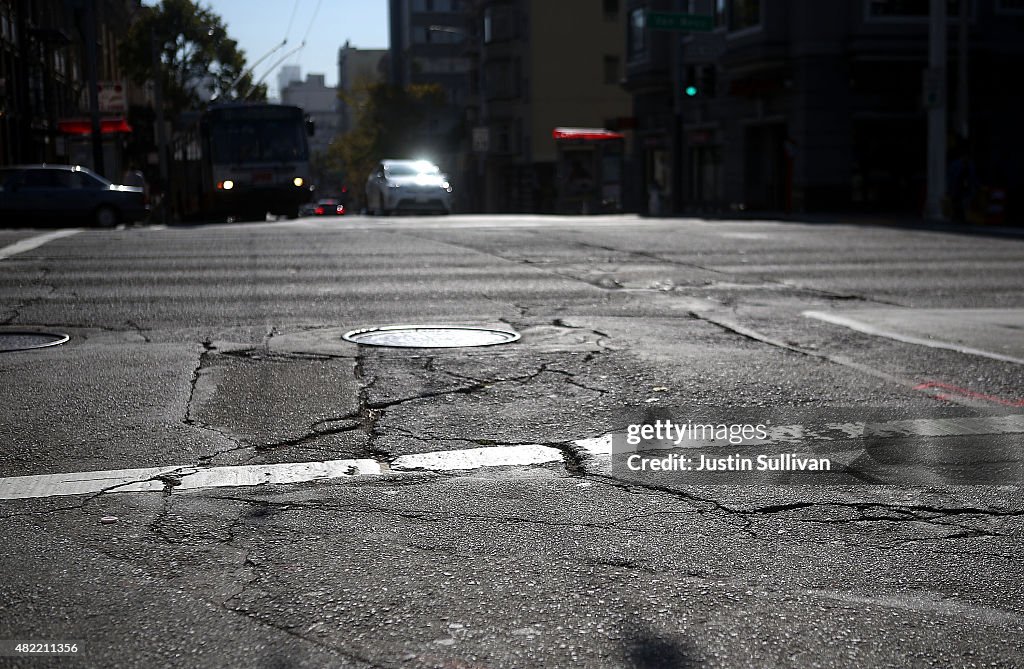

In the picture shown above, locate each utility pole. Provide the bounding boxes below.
[150,30,169,223]
[955,0,969,141]
[924,0,946,221]
[85,0,104,176]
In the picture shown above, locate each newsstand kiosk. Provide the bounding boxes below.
[553,127,625,214]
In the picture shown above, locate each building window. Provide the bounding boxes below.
[484,58,519,100]
[413,0,457,11]
[604,55,620,85]
[603,0,619,19]
[867,0,964,18]
[483,5,516,43]
[715,0,727,27]
[1,9,13,44]
[627,8,646,60]
[729,0,761,31]
[416,26,464,44]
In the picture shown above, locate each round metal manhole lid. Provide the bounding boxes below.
[342,325,520,348]
[0,330,70,352]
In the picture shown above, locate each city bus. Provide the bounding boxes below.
[170,103,315,221]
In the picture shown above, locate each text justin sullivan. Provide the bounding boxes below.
[626,453,832,472]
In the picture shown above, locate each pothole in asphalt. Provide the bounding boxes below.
[342,325,520,348]
[0,330,70,352]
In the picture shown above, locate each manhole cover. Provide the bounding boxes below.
[342,325,520,348]
[0,331,70,352]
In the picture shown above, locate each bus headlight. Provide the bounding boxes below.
[293,177,304,187]
[219,180,234,190]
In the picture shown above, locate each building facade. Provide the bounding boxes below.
[388,0,472,209]
[281,72,341,193]
[337,41,386,136]
[625,0,1024,220]
[0,0,139,177]
[466,0,633,213]
[276,64,302,100]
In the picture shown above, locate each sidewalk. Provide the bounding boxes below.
[659,209,1024,239]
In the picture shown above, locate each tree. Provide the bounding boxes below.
[327,82,446,206]
[120,0,266,117]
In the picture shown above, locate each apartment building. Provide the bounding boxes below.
[0,0,139,176]
[387,0,472,209]
[624,0,1024,219]
[466,0,633,212]
[337,41,387,135]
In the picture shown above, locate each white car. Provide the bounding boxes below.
[365,159,452,215]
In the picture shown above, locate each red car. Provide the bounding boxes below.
[313,198,345,216]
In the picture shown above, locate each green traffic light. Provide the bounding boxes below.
[685,86,698,97]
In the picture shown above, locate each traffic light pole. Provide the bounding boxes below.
[671,30,685,215]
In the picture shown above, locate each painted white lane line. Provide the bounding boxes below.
[803,310,1024,366]
[575,435,613,458]
[0,459,381,500]
[0,229,82,261]
[0,444,565,501]
[391,445,562,471]
[0,465,180,499]
[6,414,1018,501]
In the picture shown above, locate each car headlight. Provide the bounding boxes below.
[220,180,234,190]
[293,177,304,187]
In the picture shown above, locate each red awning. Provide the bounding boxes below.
[57,117,133,135]
[552,127,624,141]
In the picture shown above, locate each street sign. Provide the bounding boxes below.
[646,11,714,32]
[97,81,126,113]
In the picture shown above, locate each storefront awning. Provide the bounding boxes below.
[57,117,133,135]
[552,127,624,141]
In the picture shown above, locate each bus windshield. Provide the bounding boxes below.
[209,119,309,164]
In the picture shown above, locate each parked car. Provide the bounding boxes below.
[0,164,148,227]
[365,159,452,215]
[313,198,346,216]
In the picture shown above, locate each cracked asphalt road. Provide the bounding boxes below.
[1,214,1022,668]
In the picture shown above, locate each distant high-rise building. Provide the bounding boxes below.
[276,65,303,98]
[337,42,387,135]
[281,73,341,192]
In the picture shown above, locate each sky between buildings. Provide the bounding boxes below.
[200,0,390,98]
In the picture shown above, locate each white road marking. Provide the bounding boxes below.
[574,435,613,458]
[0,229,82,261]
[804,310,1024,366]
[0,444,564,501]
[391,444,562,471]
[3,416,1019,501]
[0,459,381,500]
